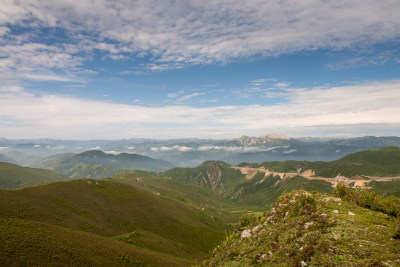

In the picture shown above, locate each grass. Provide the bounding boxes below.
[0,216,191,266]
[334,183,400,218]
[35,154,132,179]
[0,179,226,264]
[203,190,400,266]
[238,147,400,178]
[107,172,248,230]
[0,162,68,190]
[160,161,247,196]
[370,179,400,198]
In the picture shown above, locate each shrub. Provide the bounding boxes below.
[334,183,400,218]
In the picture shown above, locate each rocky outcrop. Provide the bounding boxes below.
[206,161,224,191]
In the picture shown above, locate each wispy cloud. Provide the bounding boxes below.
[166,90,206,104]
[0,79,399,139]
[23,73,83,82]
[1,0,399,75]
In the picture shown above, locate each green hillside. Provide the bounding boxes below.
[107,172,248,228]
[75,150,174,171]
[161,161,246,197]
[323,146,400,177]
[203,190,400,266]
[160,160,334,209]
[0,179,224,264]
[230,174,333,208]
[0,217,191,266]
[239,147,400,178]
[34,153,132,179]
[0,162,68,189]
[34,150,174,179]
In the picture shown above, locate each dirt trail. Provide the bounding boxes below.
[231,166,400,189]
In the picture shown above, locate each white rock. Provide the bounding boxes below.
[323,197,341,202]
[252,225,262,233]
[304,222,314,229]
[301,260,307,266]
[333,210,339,214]
[348,211,355,216]
[241,229,252,239]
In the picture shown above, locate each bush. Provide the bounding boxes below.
[334,183,400,218]
[239,214,254,228]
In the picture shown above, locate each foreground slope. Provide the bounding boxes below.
[0,179,224,264]
[0,162,68,189]
[204,190,400,266]
[0,217,191,266]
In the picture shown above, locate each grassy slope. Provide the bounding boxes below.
[203,190,400,266]
[0,216,191,266]
[0,162,68,189]
[323,146,400,177]
[371,180,400,198]
[161,160,333,209]
[239,147,400,178]
[0,179,224,261]
[161,161,248,196]
[107,172,246,229]
[35,153,131,179]
[75,150,174,171]
[231,174,333,209]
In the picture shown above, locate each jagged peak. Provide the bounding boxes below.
[259,132,291,140]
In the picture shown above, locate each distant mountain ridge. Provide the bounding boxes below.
[233,133,292,146]
[159,147,400,208]
[75,150,174,171]
[34,150,174,179]
[2,134,400,167]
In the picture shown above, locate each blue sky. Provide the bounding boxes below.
[1,0,400,139]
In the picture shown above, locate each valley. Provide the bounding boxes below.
[0,137,400,265]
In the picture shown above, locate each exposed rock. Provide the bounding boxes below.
[323,197,341,202]
[241,229,252,239]
[304,222,314,229]
[206,162,223,191]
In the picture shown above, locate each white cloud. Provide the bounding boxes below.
[23,73,82,82]
[0,0,399,74]
[0,80,399,139]
[177,92,205,102]
[197,145,284,153]
[151,145,193,152]
[283,149,297,154]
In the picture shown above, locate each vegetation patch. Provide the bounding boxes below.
[203,190,400,266]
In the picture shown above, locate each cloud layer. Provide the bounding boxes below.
[1,0,400,73]
[1,80,399,139]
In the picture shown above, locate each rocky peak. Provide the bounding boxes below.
[259,133,291,140]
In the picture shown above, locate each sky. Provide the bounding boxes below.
[1,0,400,140]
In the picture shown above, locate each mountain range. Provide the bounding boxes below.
[1,134,400,168]
[1,145,400,265]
